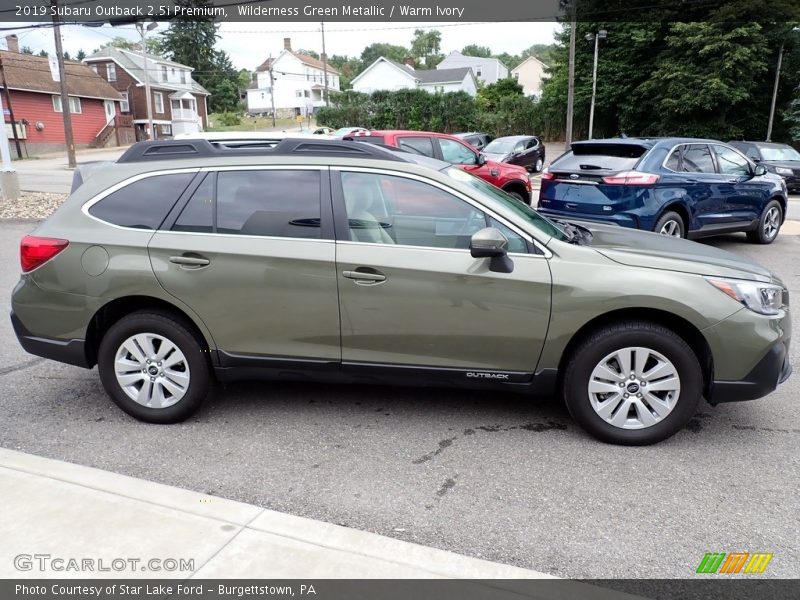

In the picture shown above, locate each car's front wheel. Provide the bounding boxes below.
[562,322,703,445]
[747,200,782,244]
[97,311,211,423]
[533,156,544,172]
[504,188,529,205]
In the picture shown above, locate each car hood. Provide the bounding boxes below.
[564,219,774,282]
[762,160,800,170]
[484,152,508,162]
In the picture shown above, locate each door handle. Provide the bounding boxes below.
[343,269,386,283]
[169,255,210,267]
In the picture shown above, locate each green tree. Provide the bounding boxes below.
[410,29,442,67]
[461,45,492,58]
[477,77,524,111]
[37,50,48,57]
[360,43,409,67]
[76,49,86,61]
[21,46,33,55]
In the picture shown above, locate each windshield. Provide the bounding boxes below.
[759,146,800,161]
[444,167,568,241]
[485,139,519,153]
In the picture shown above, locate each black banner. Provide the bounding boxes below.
[3,579,800,600]
[0,0,799,23]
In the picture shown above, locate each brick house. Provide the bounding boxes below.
[0,42,126,155]
[84,47,209,140]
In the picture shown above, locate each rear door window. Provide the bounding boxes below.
[215,170,321,239]
[88,172,195,230]
[398,136,435,157]
[680,144,716,173]
[551,143,647,172]
[173,173,214,233]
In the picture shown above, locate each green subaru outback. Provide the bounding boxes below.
[10,139,792,445]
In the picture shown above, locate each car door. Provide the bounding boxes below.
[148,167,341,365]
[670,143,728,229]
[332,168,551,377]
[437,136,494,180]
[711,144,764,223]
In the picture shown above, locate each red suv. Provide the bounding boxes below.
[348,130,533,204]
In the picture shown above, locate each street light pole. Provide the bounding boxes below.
[766,27,799,142]
[586,29,607,140]
[136,21,158,141]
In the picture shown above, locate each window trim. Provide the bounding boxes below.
[120,91,129,112]
[52,95,82,114]
[153,91,164,114]
[662,143,718,175]
[710,143,754,176]
[329,166,548,257]
[107,63,116,82]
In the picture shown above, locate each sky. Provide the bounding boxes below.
[1,21,561,70]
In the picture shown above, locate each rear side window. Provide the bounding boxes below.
[552,143,646,172]
[680,144,716,173]
[173,173,214,233]
[88,173,195,230]
[216,170,321,238]
[398,136,435,157]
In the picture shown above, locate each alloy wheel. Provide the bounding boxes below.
[659,220,681,237]
[587,346,681,429]
[763,206,780,240]
[114,333,190,409]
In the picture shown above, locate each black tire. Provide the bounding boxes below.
[562,321,703,445]
[533,156,544,173]
[746,199,782,244]
[653,211,686,238]
[505,189,529,205]
[97,311,211,424]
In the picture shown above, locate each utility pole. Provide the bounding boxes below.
[565,3,577,146]
[51,0,76,168]
[767,27,800,142]
[0,54,23,159]
[136,21,157,141]
[320,21,330,107]
[0,87,20,201]
[268,54,276,127]
[586,30,607,140]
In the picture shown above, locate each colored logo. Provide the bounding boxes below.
[696,552,773,574]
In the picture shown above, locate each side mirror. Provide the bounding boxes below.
[477,153,487,166]
[470,227,514,273]
[754,164,767,176]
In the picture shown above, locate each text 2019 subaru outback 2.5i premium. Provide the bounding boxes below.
[11,139,791,445]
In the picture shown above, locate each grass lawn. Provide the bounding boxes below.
[206,113,317,132]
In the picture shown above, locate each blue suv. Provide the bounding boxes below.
[537,138,788,244]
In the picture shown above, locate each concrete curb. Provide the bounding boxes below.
[0,448,557,580]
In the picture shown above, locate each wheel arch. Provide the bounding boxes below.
[85,296,213,368]
[556,307,714,399]
[655,202,691,233]
[501,180,530,201]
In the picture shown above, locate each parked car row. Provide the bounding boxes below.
[11,135,791,445]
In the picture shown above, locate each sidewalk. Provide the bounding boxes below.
[0,448,555,580]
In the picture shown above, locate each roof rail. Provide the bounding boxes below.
[117,138,408,164]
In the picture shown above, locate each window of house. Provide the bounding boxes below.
[296,90,303,98]
[120,92,129,112]
[180,70,186,84]
[476,67,482,77]
[52,96,82,114]
[514,72,519,80]
[153,92,164,114]
[107,63,116,81]
[90,65,98,74]
[161,66,168,81]
[216,170,322,239]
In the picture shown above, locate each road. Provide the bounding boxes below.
[0,219,797,579]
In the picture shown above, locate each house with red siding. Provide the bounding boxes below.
[84,47,209,140]
[0,38,127,155]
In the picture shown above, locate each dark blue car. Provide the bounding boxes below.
[537,138,788,244]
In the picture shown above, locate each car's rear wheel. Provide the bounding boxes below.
[97,311,211,423]
[747,200,782,244]
[654,211,685,238]
[562,322,703,445]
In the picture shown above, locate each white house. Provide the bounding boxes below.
[351,57,478,96]
[511,56,548,97]
[436,51,508,85]
[247,38,340,118]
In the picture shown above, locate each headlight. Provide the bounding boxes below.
[706,277,786,315]
[775,167,793,176]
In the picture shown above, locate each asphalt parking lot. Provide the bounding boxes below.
[1,218,798,579]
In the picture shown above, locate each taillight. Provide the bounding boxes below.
[20,236,69,272]
[540,170,555,180]
[601,171,660,185]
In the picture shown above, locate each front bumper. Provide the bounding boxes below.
[10,311,91,368]
[708,338,792,403]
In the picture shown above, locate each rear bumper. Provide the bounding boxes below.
[708,339,792,403]
[10,311,91,368]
